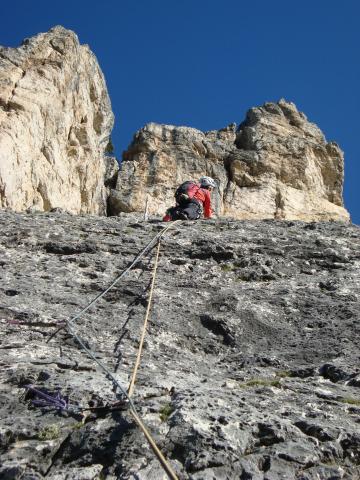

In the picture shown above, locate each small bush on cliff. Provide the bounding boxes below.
[240,378,281,389]
[37,424,60,440]
[339,397,360,406]
[159,403,174,422]
[105,137,114,155]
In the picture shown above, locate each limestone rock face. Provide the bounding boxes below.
[1,211,360,479]
[110,100,349,221]
[0,26,114,214]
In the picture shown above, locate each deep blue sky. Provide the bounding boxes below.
[1,0,359,223]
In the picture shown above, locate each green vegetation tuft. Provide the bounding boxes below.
[37,424,60,441]
[159,403,174,422]
[105,137,114,155]
[236,275,251,282]
[276,370,292,378]
[72,421,84,430]
[240,378,281,389]
[221,264,235,272]
[339,397,360,406]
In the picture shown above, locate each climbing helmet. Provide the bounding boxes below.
[199,176,217,188]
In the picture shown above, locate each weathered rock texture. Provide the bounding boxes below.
[1,211,359,479]
[110,100,349,222]
[0,26,114,214]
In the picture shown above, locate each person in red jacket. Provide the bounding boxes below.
[163,176,217,221]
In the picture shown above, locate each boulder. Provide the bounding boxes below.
[110,100,349,221]
[0,26,115,214]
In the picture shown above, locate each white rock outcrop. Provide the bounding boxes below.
[110,100,349,222]
[0,26,114,214]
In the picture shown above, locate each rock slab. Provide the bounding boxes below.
[0,211,359,479]
[0,26,115,214]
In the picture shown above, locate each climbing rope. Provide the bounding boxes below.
[125,235,179,478]
[65,319,179,479]
[47,220,180,342]
[128,238,162,397]
[130,408,179,480]
[49,221,181,480]
[65,317,179,480]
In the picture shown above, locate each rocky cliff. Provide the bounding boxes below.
[1,211,359,479]
[110,100,349,222]
[0,26,115,214]
[0,25,350,223]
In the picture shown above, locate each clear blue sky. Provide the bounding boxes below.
[1,0,359,223]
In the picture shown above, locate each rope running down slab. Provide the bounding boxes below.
[47,221,181,342]
[50,221,181,480]
[65,317,179,480]
[128,238,162,398]
[126,237,179,478]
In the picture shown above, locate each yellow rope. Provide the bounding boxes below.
[48,220,181,480]
[128,220,181,397]
[128,239,162,397]
[130,409,179,480]
[127,220,181,480]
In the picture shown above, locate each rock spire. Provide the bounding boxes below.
[0,26,115,214]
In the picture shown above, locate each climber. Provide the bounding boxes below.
[163,176,217,221]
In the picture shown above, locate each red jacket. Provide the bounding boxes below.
[188,183,212,218]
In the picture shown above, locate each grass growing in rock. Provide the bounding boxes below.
[159,403,174,422]
[236,275,253,282]
[276,370,292,378]
[220,264,235,272]
[240,378,281,389]
[37,424,60,441]
[339,397,360,406]
[71,421,84,430]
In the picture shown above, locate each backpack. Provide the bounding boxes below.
[174,181,199,206]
